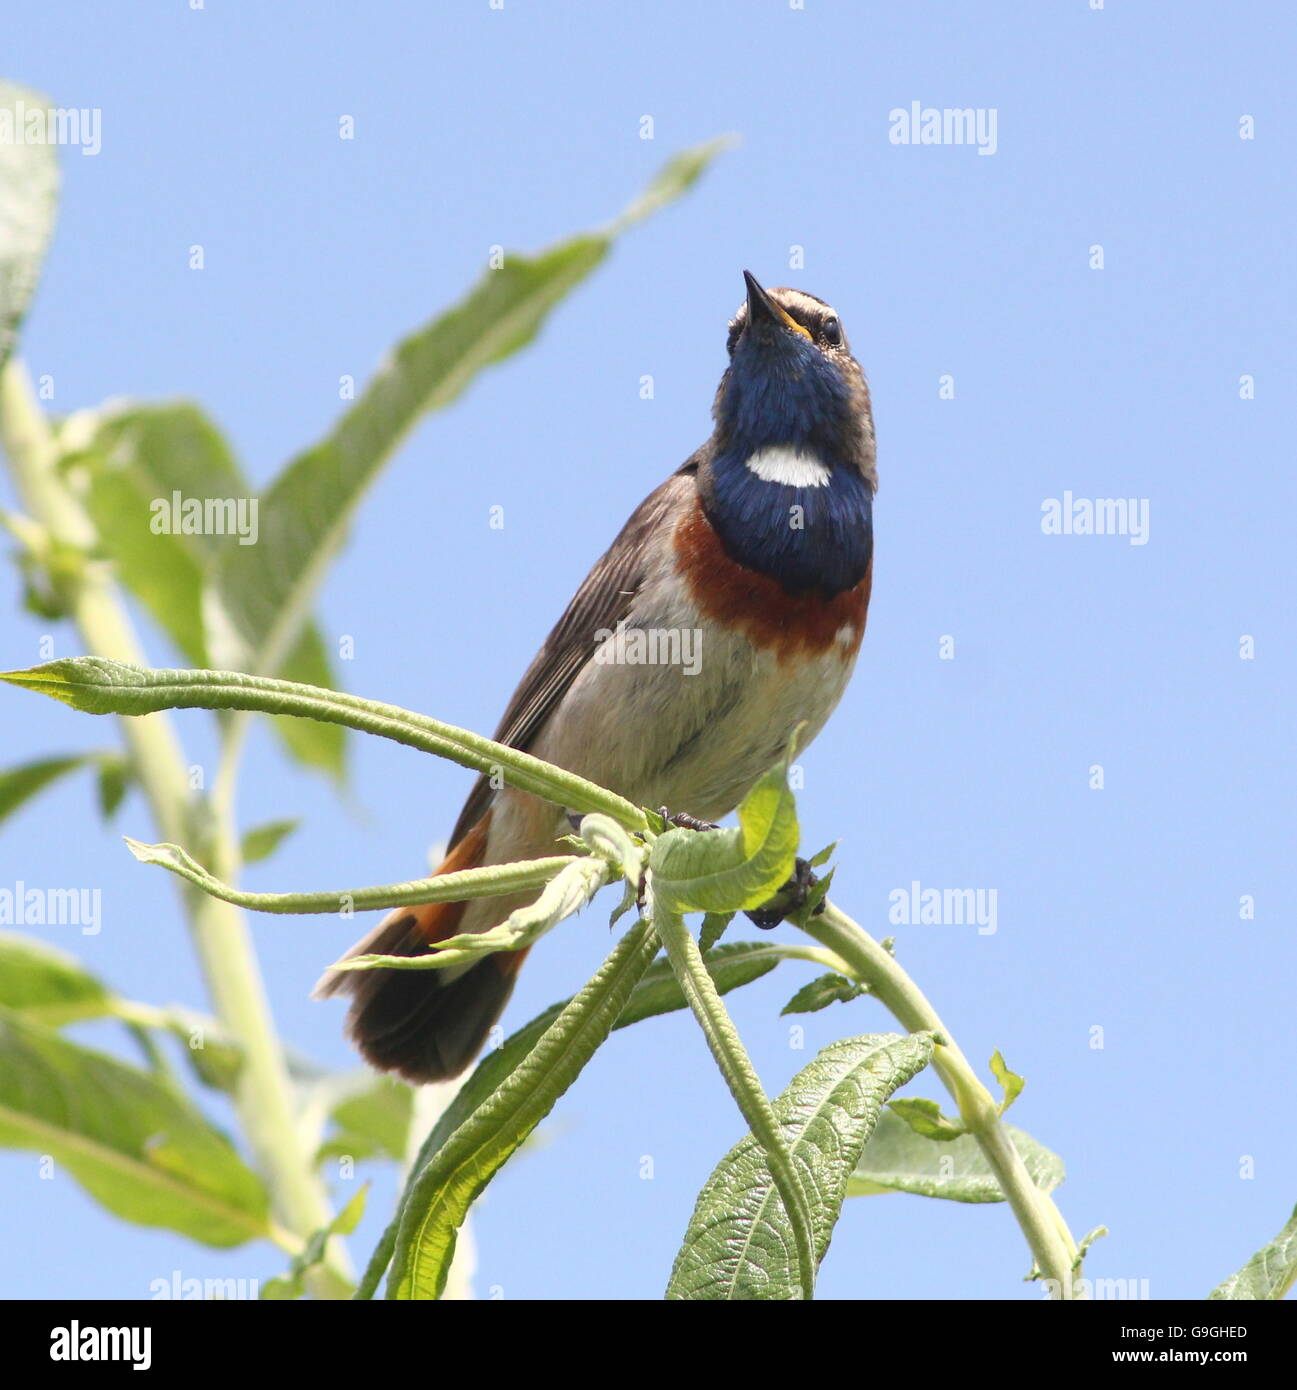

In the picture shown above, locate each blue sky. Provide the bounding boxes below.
[2,1,1293,1300]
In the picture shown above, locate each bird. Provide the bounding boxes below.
[316,271,877,1084]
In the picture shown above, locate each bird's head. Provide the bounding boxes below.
[713,272,876,491]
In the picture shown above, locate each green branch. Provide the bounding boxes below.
[654,898,818,1300]
[125,837,577,916]
[0,656,648,832]
[799,900,1082,1297]
[0,359,352,1296]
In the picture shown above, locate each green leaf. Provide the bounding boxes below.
[806,841,837,870]
[316,1077,414,1167]
[0,1007,272,1246]
[1075,1225,1108,1267]
[126,833,574,919]
[0,83,60,372]
[887,1096,968,1142]
[151,1006,244,1093]
[846,1107,1066,1203]
[780,972,865,1016]
[607,879,637,930]
[262,1185,369,1300]
[0,931,113,1025]
[209,139,728,706]
[333,856,610,975]
[94,752,130,820]
[698,912,734,954]
[649,736,800,913]
[353,932,799,1299]
[618,940,795,1025]
[68,403,344,778]
[385,919,661,1299]
[2,658,647,830]
[72,405,243,666]
[434,941,800,1133]
[1209,1204,1297,1301]
[666,1032,936,1300]
[0,936,244,1086]
[990,1049,1025,1114]
[656,902,818,1297]
[0,753,92,827]
[790,864,835,925]
[273,624,346,778]
[240,817,300,865]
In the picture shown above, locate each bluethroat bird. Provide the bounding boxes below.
[317,272,877,1083]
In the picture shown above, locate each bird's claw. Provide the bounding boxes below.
[658,806,720,833]
[746,857,821,930]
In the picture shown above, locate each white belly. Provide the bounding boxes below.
[533,575,859,822]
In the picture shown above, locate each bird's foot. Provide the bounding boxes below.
[746,857,822,930]
[658,806,720,833]
[654,810,821,928]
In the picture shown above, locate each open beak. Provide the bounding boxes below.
[743,270,811,340]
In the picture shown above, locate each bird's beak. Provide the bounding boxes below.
[743,270,812,341]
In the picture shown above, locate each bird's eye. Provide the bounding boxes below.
[821,316,842,347]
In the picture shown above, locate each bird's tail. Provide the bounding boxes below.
[313,811,528,1084]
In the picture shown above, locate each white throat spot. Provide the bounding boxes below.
[744,446,831,489]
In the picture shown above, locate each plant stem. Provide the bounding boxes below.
[0,358,351,1296]
[654,900,819,1299]
[799,900,1081,1298]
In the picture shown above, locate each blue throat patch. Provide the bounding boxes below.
[704,451,873,595]
[705,340,873,596]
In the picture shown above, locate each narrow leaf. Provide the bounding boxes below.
[655,900,818,1297]
[240,817,300,864]
[887,1096,967,1142]
[0,1008,272,1246]
[335,857,609,974]
[1209,1205,1297,1301]
[124,833,573,916]
[316,1077,414,1167]
[846,1107,1065,1203]
[386,920,660,1299]
[0,83,59,372]
[667,1032,936,1300]
[806,842,837,870]
[354,933,800,1298]
[781,972,865,1016]
[1,658,647,829]
[0,753,91,827]
[149,1005,245,1092]
[72,405,241,665]
[698,911,734,954]
[0,931,113,1025]
[262,1185,369,1300]
[94,752,130,820]
[622,941,791,1025]
[990,1049,1025,1114]
[68,402,344,777]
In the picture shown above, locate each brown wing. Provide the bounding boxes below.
[447,461,700,846]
